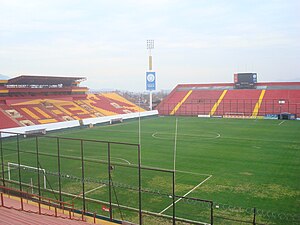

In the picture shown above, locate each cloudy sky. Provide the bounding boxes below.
[0,0,299,91]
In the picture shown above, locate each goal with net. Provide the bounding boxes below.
[7,162,47,189]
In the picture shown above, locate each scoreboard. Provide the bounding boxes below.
[234,73,257,89]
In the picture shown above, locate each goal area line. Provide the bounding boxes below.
[159,175,213,214]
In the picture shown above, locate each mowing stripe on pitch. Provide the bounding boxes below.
[159,175,212,214]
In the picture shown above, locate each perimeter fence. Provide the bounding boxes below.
[0,131,299,225]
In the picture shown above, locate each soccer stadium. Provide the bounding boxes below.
[0,72,299,225]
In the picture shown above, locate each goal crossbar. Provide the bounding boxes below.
[7,162,47,189]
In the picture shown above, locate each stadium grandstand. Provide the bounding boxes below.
[0,73,299,225]
[157,73,300,119]
[0,75,150,225]
[0,75,145,129]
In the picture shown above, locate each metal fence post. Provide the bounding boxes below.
[57,137,62,203]
[211,202,214,225]
[36,136,41,214]
[253,207,256,225]
[17,134,22,192]
[172,171,175,225]
[107,142,113,221]
[138,144,142,225]
[1,192,4,206]
[80,140,86,217]
[0,132,5,186]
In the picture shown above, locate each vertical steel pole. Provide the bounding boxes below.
[0,132,5,186]
[253,207,256,225]
[35,136,41,214]
[57,137,62,203]
[150,91,153,111]
[36,136,41,196]
[138,144,142,225]
[172,171,175,225]
[107,142,113,221]
[211,202,214,225]
[17,134,22,192]
[80,140,85,215]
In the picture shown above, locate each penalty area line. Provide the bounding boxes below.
[159,175,212,214]
[84,184,106,195]
[73,184,106,201]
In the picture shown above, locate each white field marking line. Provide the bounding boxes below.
[222,136,300,144]
[111,157,131,165]
[72,184,106,201]
[175,169,212,177]
[129,164,212,177]
[3,151,19,157]
[159,175,213,214]
[152,131,221,140]
[278,120,285,125]
[86,156,131,165]
[83,184,106,195]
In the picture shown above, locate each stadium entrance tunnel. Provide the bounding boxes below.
[278,113,296,120]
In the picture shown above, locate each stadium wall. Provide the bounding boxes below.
[0,110,158,137]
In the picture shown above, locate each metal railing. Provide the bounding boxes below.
[0,185,77,221]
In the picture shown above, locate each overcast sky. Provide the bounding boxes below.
[0,0,299,91]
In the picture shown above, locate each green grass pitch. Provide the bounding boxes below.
[1,116,299,224]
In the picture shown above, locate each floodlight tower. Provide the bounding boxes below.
[146,40,156,110]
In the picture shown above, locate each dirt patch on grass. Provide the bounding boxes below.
[286,144,300,150]
[63,182,104,195]
[200,182,299,200]
[147,176,195,194]
[175,182,195,193]
[147,176,173,191]
[255,184,299,199]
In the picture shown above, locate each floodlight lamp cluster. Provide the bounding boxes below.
[147,40,154,49]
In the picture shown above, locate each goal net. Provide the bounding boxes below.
[24,129,46,138]
[110,118,123,124]
[7,162,47,189]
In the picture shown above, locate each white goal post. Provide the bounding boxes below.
[110,118,123,124]
[24,129,46,138]
[7,162,47,189]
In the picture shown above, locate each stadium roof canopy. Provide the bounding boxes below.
[8,75,86,86]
